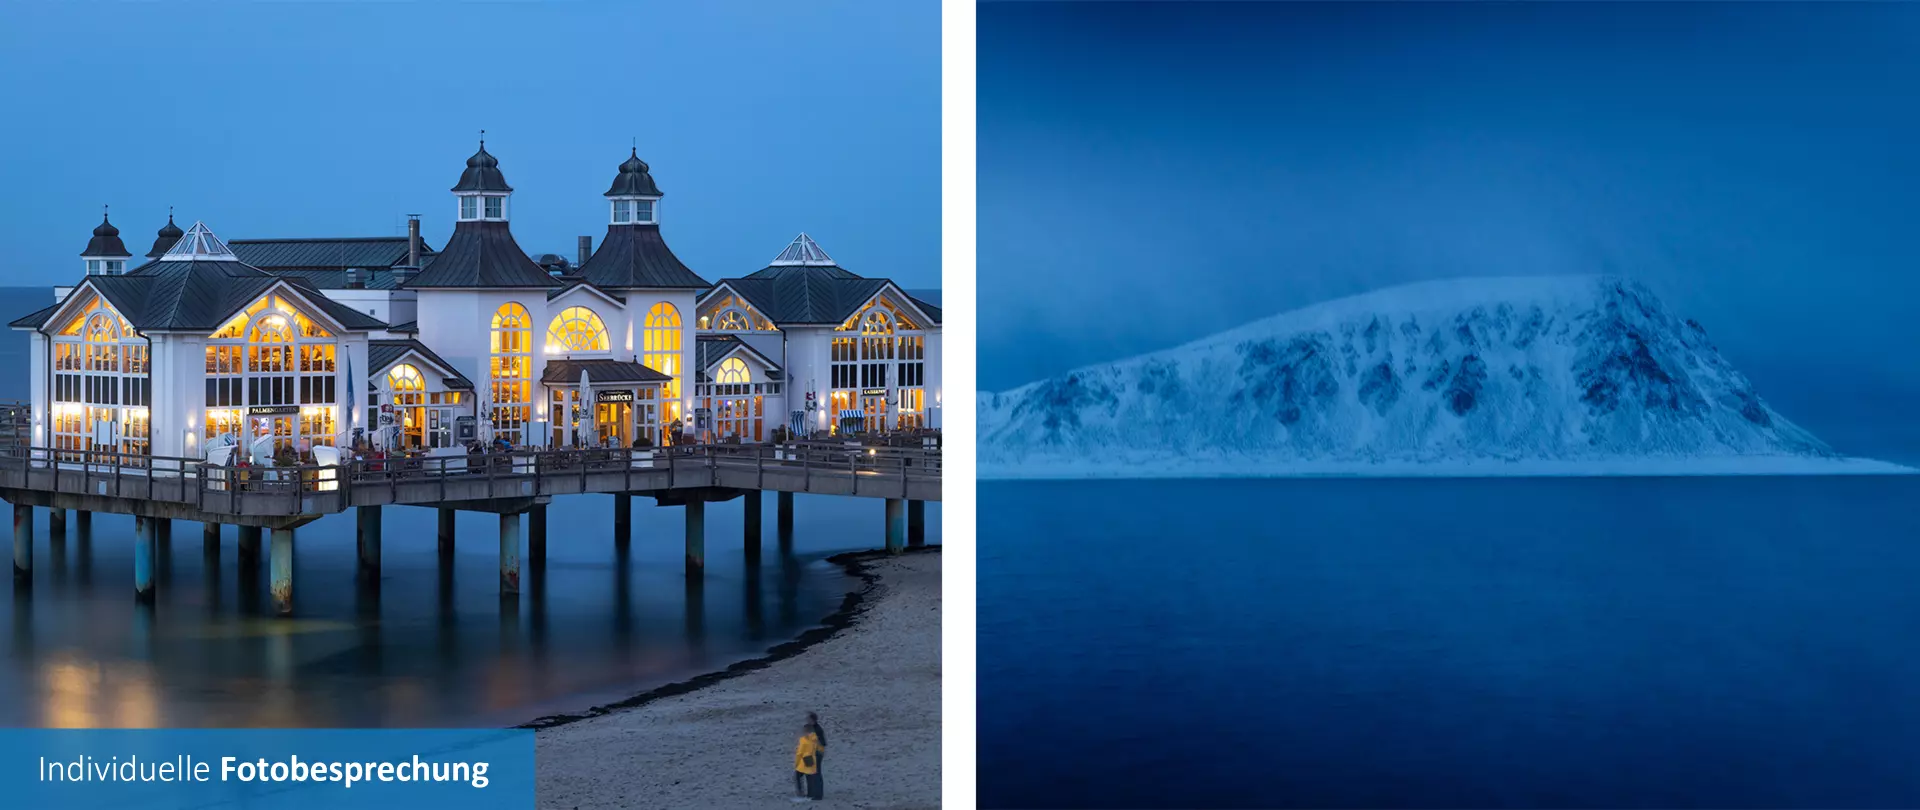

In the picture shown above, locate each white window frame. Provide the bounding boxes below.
[634,199,656,224]
[613,199,633,224]
[459,196,479,221]
[483,196,504,220]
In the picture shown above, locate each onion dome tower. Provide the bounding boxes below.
[146,212,185,258]
[81,208,132,276]
[402,137,557,289]
[574,149,708,290]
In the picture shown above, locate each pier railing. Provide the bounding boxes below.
[0,441,941,518]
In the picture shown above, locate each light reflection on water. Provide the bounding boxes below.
[4,493,938,729]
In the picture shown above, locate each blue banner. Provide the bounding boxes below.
[7,729,535,809]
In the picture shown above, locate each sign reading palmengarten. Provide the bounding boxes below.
[15,729,533,809]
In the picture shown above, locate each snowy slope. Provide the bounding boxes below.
[980,276,1910,478]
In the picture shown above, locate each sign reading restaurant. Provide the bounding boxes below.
[247,405,301,416]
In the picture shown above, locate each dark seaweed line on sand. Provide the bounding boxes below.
[518,545,941,731]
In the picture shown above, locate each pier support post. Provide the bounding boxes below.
[12,504,32,586]
[529,504,547,565]
[134,516,155,603]
[743,491,763,560]
[237,526,262,568]
[685,501,705,578]
[356,506,382,582]
[270,527,294,616]
[500,512,522,596]
[885,498,906,554]
[777,491,794,535]
[75,510,90,534]
[438,508,456,555]
[48,508,66,535]
[613,494,631,546]
[908,500,926,548]
[155,518,171,545]
[203,522,220,551]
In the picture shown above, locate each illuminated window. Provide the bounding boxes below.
[717,357,750,385]
[50,296,149,459]
[545,306,609,354]
[387,364,425,392]
[716,310,750,331]
[202,292,340,451]
[490,302,534,444]
[643,301,683,405]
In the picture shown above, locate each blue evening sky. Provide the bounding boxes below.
[0,2,938,287]
[981,1,1920,459]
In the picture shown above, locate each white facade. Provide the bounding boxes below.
[19,153,939,458]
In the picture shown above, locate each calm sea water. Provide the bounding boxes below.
[980,476,1920,808]
[0,291,942,728]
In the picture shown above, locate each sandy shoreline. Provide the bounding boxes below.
[534,548,942,809]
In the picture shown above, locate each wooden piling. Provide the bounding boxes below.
[685,501,705,577]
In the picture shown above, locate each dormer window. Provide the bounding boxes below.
[613,200,634,224]
[460,197,478,220]
[484,196,504,219]
[106,260,124,276]
[635,200,655,224]
[86,260,101,275]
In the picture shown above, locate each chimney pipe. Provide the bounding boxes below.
[577,236,592,268]
[407,215,422,268]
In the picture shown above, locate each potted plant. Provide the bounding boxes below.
[630,433,656,469]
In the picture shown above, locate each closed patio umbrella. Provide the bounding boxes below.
[579,367,594,447]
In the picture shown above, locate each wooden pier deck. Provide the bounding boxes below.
[3,429,940,615]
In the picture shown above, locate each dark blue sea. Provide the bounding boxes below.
[979,476,1920,808]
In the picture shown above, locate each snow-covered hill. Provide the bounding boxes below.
[980,276,1911,478]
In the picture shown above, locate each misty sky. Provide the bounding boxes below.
[0,3,938,288]
[980,1,1920,459]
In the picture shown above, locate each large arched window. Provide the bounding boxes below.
[545,306,609,354]
[643,301,682,402]
[201,292,337,452]
[489,302,534,445]
[717,357,750,384]
[51,299,150,457]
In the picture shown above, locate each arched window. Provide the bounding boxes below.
[387,363,425,392]
[200,293,337,453]
[545,306,609,354]
[643,301,682,401]
[489,302,534,444]
[716,309,750,331]
[51,298,151,457]
[717,357,750,384]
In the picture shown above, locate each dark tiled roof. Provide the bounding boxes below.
[695,334,783,380]
[229,237,435,270]
[576,224,709,290]
[368,339,473,389]
[387,320,417,333]
[722,265,887,326]
[25,262,386,333]
[542,358,672,385]
[146,216,185,258]
[403,220,560,289]
[722,264,943,326]
[83,215,132,258]
[605,150,662,197]
[547,281,625,304]
[266,267,405,290]
[452,144,512,193]
[9,301,63,329]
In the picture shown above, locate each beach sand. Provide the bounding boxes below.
[535,548,942,809]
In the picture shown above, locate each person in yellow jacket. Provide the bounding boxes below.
[792,719,824,802]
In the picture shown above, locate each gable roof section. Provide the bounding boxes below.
[22,266,385,334]
[9,301,64,330]
[229,237,435,270]
[546,281,627,307]
[718,265,893,326]
[575,224,709,290]
[695,334,783,377]
[369,339,473,389]
[403,220,560,289]
[541,358,672,385]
